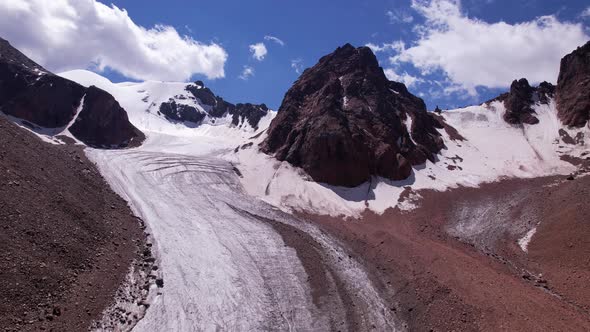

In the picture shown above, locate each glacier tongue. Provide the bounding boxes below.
[87,140,399,331]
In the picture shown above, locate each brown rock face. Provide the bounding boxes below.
[0,37,145,148]
[503,78,539,125]
[69,86,145,148]
[261,44,444,187]
[0,38,85,127]
[556,41,590,127]
[486,79,555,125]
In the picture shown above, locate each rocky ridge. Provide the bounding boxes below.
[0,37,144,148]
[160,80,270,130]
[486,79,555,125]
[261,44,447,187]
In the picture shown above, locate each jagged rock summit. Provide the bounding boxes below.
[557,40,590,128]
[160,81,270,130]
[0,37,144,148]
[493,78,555,125]
[261,43,446,187]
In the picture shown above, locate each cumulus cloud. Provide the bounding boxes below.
[0,0,228,81]
[366,41,405,53]
[249,43,268,61]
[239,66,255,80]
[390,0,589,95]
[383,68,422,88]
[386,9,414,24]
[264,35,285,46]
[582,7,590,18]
[291,58,304,74]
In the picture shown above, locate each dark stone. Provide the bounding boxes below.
[185,85,217,106]
[155,278,164,288]
[486,79,555,126]
[232,103,269,129]
[159,99,206,124]
[537,81,555,105]
[69,86,145,148]
[260,44,445,187]
[182,83,270,129]
[556,41,590,127]
[503,78,539,125]
[0,37,85,128]
[0,37,145,148]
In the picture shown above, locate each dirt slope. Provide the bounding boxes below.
[309,171,590,331]
[0,116,145,331]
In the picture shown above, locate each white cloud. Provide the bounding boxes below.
[0,0,228,81]
[383,68,422,88]
[239,65,255,80]
[366,41,405,53]
[390,0,589,95]
[581,6,590,18]
[386,9,414,24]
[264,35,285,46]
[291,58,304,74]
[249,42,268,61]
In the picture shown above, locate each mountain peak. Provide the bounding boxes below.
[261,44,445,187]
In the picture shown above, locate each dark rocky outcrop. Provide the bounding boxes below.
[159,99,206,124]
[556,41,590,127]
[486,79,555,125]
[69,86,145,148]
[260,44,445,187]
[503,78,539,125]
[0,37,144,147]
[231,103,269,129]
[0,37,85,128]
[160,82,270,130]
[537,81,556,105]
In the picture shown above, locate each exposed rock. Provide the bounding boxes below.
[159,82,270,129]
[69,86,145,148]
[0,115,145,331]
[0,37,85,127]
[0,37,145,148]
[486,78,555,125]
[159,99,206,124]
[260,44,445,187]
[185,84,218,107]
[232,103,269,130]
[537,81,555,105]
[503,79,539,125]
[556,41,590,127]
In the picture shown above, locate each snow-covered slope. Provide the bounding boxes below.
[228,99,588,217]
[60,69,587,219]
[59,70,275,142]
[60,69,587,331]
[61,70,402,331]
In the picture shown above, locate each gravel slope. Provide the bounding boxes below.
[0,116,146,331]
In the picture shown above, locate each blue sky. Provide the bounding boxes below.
[1,0,589,110]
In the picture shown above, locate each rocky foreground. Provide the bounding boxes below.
[0,116,149,331]
[312,165,590,331]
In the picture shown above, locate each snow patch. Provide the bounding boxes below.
[518,227,537,252]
